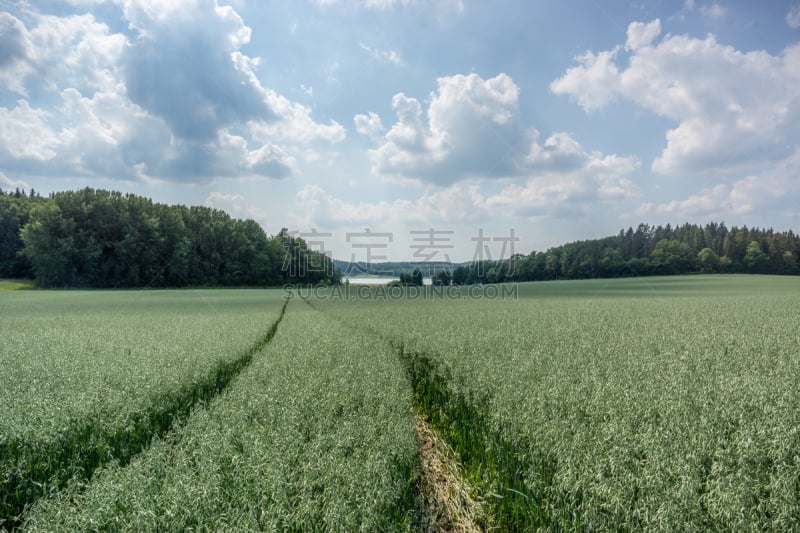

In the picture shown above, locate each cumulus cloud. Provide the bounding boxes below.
[121,1,271,142]
[0,1,343,183]
[357,70,639,212]
[625,19,661,51]
[354,112,385,141]
[358,73,527,183]
[549,48,621,112]
[551,20,800,175]
[636,148,800,220]
[204,191,271,227]
[0,100,59,161]
[249,90,346,144]
[0,11,124,96]
[486,138,641,219]
[0,12,27,69]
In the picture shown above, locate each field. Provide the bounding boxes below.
[0,280,35,291]
[2,275,800,530]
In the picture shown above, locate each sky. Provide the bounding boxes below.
[1,0,799,262]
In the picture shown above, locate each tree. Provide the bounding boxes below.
[411,268,424,286]
[432,269,452,286]
[649,239,695,274]
[697,247,720,273]
[781,251,797,274]
[20,202,78,286]
[744,241,768,273]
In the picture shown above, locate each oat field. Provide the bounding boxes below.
[2,275,799,530]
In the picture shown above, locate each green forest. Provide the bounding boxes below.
[2,187,798,288]
[456,222,800,284]
[0,187,337,287]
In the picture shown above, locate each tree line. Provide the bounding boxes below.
[0,187,338,287]
[449,222,799,284]
[2,187,798,287]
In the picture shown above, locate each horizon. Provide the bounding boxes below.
[1,1,799,261]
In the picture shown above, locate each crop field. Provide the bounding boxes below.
[0,290,286,529]
[22,303,418,531]
[2,275,799,531]
[309,275,800,530]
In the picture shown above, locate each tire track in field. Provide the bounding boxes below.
[1,297,290,531]
[396,343,563,531]
[297,296,486,531]
[414,413,485,532]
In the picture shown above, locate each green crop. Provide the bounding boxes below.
[5,275,800,531]
[311,275,800,530]
[0,289,286,528]
[23,301,418,532]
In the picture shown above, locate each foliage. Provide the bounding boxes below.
[453,222,800,285]
[1,187,336,287]
[0,191,45,278]
[397,268,424,286]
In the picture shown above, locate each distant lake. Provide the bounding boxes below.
[344,277,433,286]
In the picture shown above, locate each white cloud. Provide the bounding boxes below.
[0,100,60,160]
[204,191,270,228]
[788,5,800,29]
[120,1,271,143]
[549,48,621,112]
[0,11,125,97]
[636,183,748,218]
[294,183,488,229]
[251,90,345,145]
[0,1,343,183]
[637,148,800,220]
[360,71,638,201]
[552,21,800,175]
[0,12,31,95]
[361,73,525,183]
[625,19,661,51]
[354,112,385,141]
[486,140,641,219]
[358,42,403,65]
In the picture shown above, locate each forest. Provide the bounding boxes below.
[2,187,798,288]
[453,221,799,284]
[0,187,337,287]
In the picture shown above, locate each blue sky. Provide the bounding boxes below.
[1,0,799,261]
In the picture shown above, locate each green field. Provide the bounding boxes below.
[2,275,799,530]
[0,280,35,291]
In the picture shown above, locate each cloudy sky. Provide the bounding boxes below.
[1,0,799,261]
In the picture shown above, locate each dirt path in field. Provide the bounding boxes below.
[415,414,485,532]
